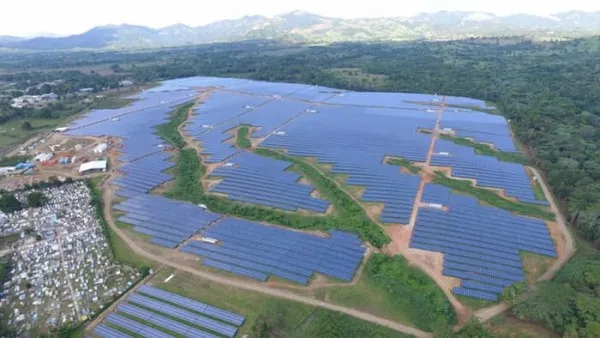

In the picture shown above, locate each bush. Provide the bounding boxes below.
[236,125,251,149]
[0,194,23,213]
[21,121,33,131]
[365,254,456,330]
[165,148,390,247]
[26,192,48,208]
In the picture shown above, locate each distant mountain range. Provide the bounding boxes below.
[2,10,600,50]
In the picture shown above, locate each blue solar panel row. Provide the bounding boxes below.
[432,139,548,205]
[127,293,238,337]
[117,303,218,338]
[209,152,330,212]
[441,110,516,152]
[66,76,539,302]
[114,194,221,247]
[92,323,133,338]
[137,285,245,326]
[410,183,556,301]
[105,313,173,338]
[181,218,365,284]
[261,105,431,224]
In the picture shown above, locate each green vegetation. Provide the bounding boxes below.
[325,254,455,331]
[165,148,389,247]
[0,193,23,213]
[0,118,69,148]
[3,37,600,246]
[26,191,47,207]
[256,148,388,245]
[0,233,20,249]
[149,268,410,338]
[510,250,600,337]
[154,103,193,149]
[0,155,29,166]
[433,173,554,220]
[236,125,251,149]
[532,180,547,201]
[438,134,529,164]
[21,121,33,131]
[387,157,420,174]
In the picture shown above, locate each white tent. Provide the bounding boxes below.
[79,160,107,174]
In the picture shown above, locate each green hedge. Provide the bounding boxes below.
[165,148,389,247]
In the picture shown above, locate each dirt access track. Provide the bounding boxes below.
[97,175,431,338]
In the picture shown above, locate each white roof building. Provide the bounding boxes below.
[79,160,107,174]
[34,153,53,162]
[93,143,108,154]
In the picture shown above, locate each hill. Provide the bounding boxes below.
[2,10,600,50]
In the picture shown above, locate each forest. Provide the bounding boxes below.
[2,37,600,336]
[3,37,598,245]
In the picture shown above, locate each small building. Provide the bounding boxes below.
[34,153,53,162]
[93,143,108,154]
[0,167,16,175]
[119,80,134,87]
[79,88,94,93]
[54,127,69,133]
[79,160,107,174]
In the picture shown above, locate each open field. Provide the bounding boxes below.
[319,254,455,331]
[0,118,68,148]
[144,268,412,337]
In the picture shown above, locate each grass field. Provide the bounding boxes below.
[520,251,555,283]
[531,180,547,201]
[236,125,251,149]
[0,118,68,148]
[386,157,420,174]
[322,254,455,331]
[145,268,410,338]
[164,147,389,247]
[434,173,555,220]
[438,134,529,165]
[0,233,20,249]
[154,103,193,149]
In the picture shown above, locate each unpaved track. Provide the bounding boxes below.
[531,167,575,281]
[98,180,430,338]
[475,167,575,323]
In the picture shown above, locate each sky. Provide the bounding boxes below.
[2,0,599,37]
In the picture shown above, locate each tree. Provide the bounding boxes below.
[500,281,528,304]
[0,194,23,213]
[21,121,33,131]
[26,192,48,208]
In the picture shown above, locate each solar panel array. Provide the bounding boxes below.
[111,152,174,196]
[65,76,548,301]
[96,285,244,338]
[182,218,365,284]
[138,285,245,325]
[114,194,220,248]
[431,139,547,205]
[410,184,555,301]
[92,323,133,338]
[262,105,431,224]
[210,152,329,212]
[441,110,517,152]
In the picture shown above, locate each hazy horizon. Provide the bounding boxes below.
[2,0,600,37]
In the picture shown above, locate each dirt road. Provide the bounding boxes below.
[475,167,575,322]
[530,167,575,281]
[98,177,431,338]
